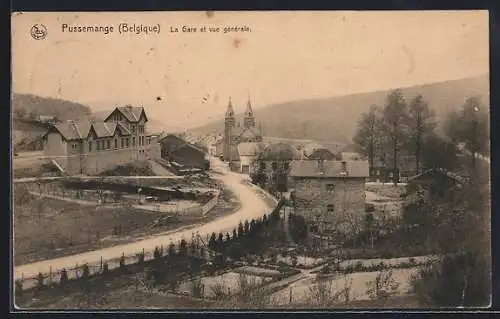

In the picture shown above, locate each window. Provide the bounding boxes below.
[126,138,129,148]
[147,137,151,145]
[326,184,335,193]
[132,137,136,147]
[284,162,290,170]
[121,138,124,148]
[107,140,111,149]
[327,204,334,213]
[132,125,136,133]
[114,139,118,149]
[96,141,100,151]
[88,141,92,152]
[272,162,278,170]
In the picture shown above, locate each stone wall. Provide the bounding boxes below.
[293,177,366,234]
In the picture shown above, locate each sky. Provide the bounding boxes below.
[12,11,489,128]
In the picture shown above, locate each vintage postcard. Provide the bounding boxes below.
[11,11,491,310]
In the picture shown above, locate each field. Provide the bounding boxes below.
[13,195,172,266]
[177,271,274,299]
[13,180,239,266]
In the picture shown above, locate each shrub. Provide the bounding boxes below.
[102,263,109,275]
[36,272,44,290]
[60,269,69,284]
[119,255,126,268]
[81,264,90,279]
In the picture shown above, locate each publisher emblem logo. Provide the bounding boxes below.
[31,24,47,40]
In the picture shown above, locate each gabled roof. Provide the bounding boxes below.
[104,105,147,123]
[49,120,92,141]
[237,142,264,157]
[90,122,131,138]
[289,160,370,178]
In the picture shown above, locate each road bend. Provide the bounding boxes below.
[14,158,277,280]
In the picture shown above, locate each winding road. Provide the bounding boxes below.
[14,157,277,281]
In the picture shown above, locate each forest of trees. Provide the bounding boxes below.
[354,89,490,307]
[353,90,489,180]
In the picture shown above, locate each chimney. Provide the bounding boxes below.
[317,159,325,175]
[340,161,348,176]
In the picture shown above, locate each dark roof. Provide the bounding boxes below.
[303,142,326,157]
[289,160,370,178]
[307,148,340,160]
[258,142,301,161]
[171,143,206,156]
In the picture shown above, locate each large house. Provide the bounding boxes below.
[42,105,153,175]
[289,159,370,239]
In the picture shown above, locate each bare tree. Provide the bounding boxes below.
[381,89,410,184]
[353,105,384,171]
[407,94,436,174]
[365,269,400,300]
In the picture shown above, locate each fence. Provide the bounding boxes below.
[15,197,284,293]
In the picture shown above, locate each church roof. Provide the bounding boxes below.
[237,142,264,156]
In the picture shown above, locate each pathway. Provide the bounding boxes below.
[14,157,277,280]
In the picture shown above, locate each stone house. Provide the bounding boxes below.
[289,159,370,238]
[42,105,152,175]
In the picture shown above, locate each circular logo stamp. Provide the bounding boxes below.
[31,24,47,40]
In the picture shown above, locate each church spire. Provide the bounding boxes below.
[245,96,253,117]
[225,97,234,118]
[243,96,256,129]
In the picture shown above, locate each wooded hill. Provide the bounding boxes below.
[190,75,489,146]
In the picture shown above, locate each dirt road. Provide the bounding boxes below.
[14,158,277,280]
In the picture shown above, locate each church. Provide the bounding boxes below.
[222,97,263,172]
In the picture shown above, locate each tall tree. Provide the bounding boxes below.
[381,89,410,183]
[407,95,436,174]
[443,96,489,175]
[353,105,383,170]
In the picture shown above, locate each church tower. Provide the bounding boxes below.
[243,97,256,129]
[223,97,235,161]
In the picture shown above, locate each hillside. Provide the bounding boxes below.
[190,75,489,144]
[12,94,93,151]
[12,93,92,121]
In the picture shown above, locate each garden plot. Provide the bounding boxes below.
[269,267,420,305]
[177,271,274,299]
[232,266,282,278]
[274,254,325,268]
[337,255,435,270]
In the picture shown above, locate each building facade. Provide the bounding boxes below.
[290,159,370,238]
[42,105,153,175]
[223,97,263,164]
